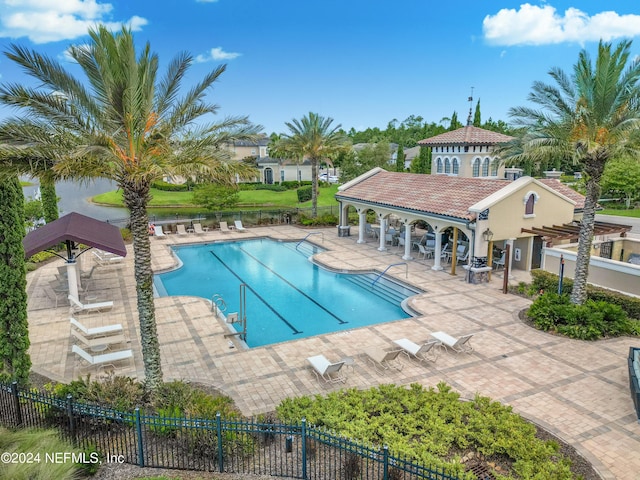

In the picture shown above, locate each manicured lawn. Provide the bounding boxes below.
[599,208,640,218]
[92,185,340,209]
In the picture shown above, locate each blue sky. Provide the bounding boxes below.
[1,1,640,135]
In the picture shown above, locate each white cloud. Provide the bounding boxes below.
[0,0,148,43]
[483,4,640,46]
[195,47,241,63]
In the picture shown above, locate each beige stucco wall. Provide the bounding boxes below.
[431,149,506,179]
[544,244,640,297]
[487,183,575,242]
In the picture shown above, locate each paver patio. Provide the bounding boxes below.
[26,225,640,479]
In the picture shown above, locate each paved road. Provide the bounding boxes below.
[596,214,640,235]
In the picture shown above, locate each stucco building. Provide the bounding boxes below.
[418,125,514,179]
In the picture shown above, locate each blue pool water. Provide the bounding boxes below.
[155,239,420,347]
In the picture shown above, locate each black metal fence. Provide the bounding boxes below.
[106,206,340,229]
[0,381,461,480]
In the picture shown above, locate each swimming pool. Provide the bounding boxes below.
[155,238,421,347]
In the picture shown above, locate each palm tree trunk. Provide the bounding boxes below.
[123,180,163,393]
[570,154,605,305]
[311,157,318,218]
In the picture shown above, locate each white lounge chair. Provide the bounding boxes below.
[72,344,132,367]
[192,223,208,234]
[307,354,347,383]
[71,328,126,350]
[68,294,113,314]
[70,317,123,338]
[364,347,403,374]
[234,220,247,231]
[431,331,474,354]
[176,224,188,235]
[92,250,124,266]
[493,251,506,270]
[219,221,232,233]
[154,225,167,238]
[393,338,440,363]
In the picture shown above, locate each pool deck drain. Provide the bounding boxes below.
[26,225,640,480]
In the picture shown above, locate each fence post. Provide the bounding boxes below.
[66,394,76,444]
[382,445,389,480]
[135,408,145,467]
[216,412,224,472]
[301,418,307,480]
[10,382,23,427]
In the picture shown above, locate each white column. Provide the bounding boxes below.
[432,229,443,271]
[357,211,366,244]
[66,261,79,300]
[402,223,412,260]
[378,217,387,252]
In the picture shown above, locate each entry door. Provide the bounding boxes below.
[264,168,273,184]
[531,236,543,269]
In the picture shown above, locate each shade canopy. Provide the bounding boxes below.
[23,212,127,259]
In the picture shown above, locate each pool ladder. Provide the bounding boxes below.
[222,284,247,342]
[211,294,226,315]
[371,262,408,288]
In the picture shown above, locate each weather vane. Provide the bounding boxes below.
[467,87,474,126]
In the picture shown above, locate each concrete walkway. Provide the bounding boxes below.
[26,225,640,480]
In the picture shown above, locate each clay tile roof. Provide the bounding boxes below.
[336,170,510,221]
[538,179,586,210]
[418,126,514,146]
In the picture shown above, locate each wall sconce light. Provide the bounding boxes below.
[482,228,494,242]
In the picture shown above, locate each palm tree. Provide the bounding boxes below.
[0,26,260,393]
[0,121,61,223]
[276,113,350,217]
[505,40,640,304]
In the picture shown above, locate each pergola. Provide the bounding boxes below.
[23,212,126,299]
[521,221,632,243]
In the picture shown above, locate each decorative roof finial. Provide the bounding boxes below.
[467,86,474,126]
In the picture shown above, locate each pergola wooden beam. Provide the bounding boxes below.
[521,220,632,242]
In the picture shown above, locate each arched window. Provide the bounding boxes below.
[436,158,443,173]
[472,158,480,177]
[444,158,451,174]
[482,158,490,176]
[491,159,498,176]
[524,191,539,216]
[452,158,459,175]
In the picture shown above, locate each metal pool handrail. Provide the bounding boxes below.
[296,232,324,250]
[211,294,226,314]
[371,262,408,288]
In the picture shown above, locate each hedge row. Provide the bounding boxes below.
[530,270,640,320]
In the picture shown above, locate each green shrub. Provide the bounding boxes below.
[277,383,575,479]
[151,180,190,191]
[255,184,287,192]
[154,380,239,419]
[151,406,183,437]
[27,250,57,264]
[298,213,338,226]
[281,180,311,189]
[297,186,312,203]
[531,270,640,320]
[237,182,261,191]
[47,375,145,411]
[527,293,634,339]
